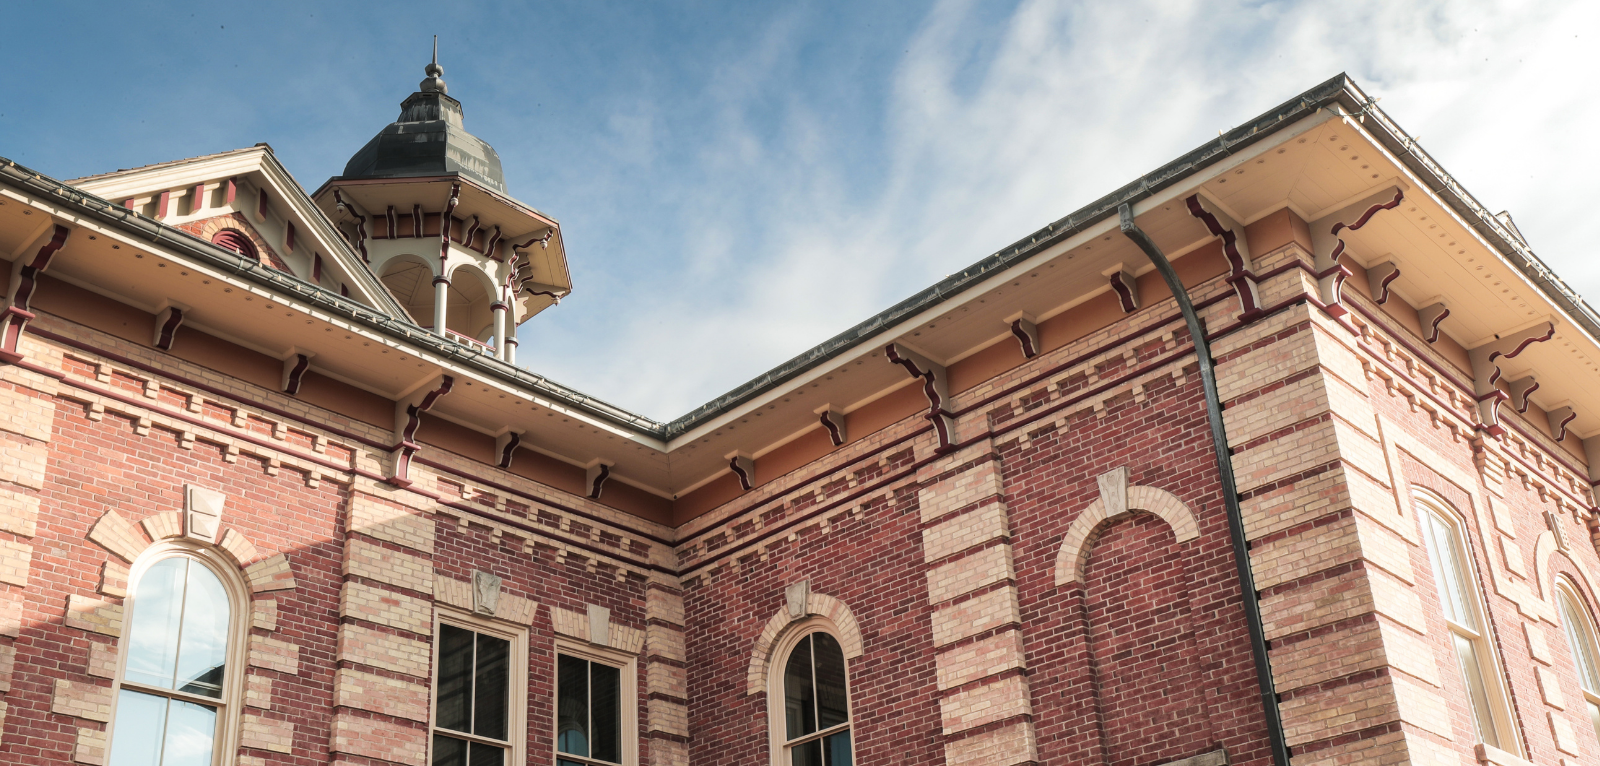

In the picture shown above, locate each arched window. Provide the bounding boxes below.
[1555,580,1600,745]
[773,626,852,766]
[1414,492,1515,750]
[107,549,245,766]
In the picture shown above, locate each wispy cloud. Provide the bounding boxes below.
[528,0,1599,419]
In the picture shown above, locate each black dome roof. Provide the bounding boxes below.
[341,61,508,195]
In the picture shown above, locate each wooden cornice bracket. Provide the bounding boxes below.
[280,350,314,394]
[1309,185,1405,319]
[152,301,190,352]
[1583,436,1600,485]
[1004,312,1040,359]
[1547,405,1577,443]
[585,458,614,499]
[388,375,454,487]
[0,223,69,364]
[726,452,755,492]
[1366,260,1400,305]
[1417,301,1450,344]
[495,429,523,470]
[885,342,954,452]
[1468,322,1555,438]
[815,405,847,447]
[1506,376,1540,415]
[1104,265,1141,314]
[1184,192,1260,317]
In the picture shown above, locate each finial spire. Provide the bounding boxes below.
[421,35,447,94]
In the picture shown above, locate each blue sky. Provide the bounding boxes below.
[4,1,1596,419]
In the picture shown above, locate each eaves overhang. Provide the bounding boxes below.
[5,72,1595,459]
[657,73,1600,440]
[0,157,665,441]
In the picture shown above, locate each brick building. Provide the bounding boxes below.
[0,63,1595,766]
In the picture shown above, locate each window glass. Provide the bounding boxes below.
[557,653,623,765]
[784,636,816,739]
[1557,586,1600,746]
[433,624,512,765]
[1422,510,1475,630]
[109,555,233,766]
[1559,590,1600,694]
[780,631,852,766]
[1417,501,1500,749]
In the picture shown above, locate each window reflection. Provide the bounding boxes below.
[109,555,232,766]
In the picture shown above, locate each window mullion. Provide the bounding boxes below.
[171,559,191,690]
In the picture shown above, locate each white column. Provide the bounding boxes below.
[491,301,508,360]
[432,276,449,335]
[505,336,518,365]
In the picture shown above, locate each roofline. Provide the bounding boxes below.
[655,73,1600,438]
[5,73,1596,445]
[0,157,665,435]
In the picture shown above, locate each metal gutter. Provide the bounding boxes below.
[659,73,1358,438]
[0,158,664,435]
[6,73,1594,447]
[1119,203,1291,766]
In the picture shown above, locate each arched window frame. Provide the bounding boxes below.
[767,617,855,766]
[1554,577,1600,745]
[1412,489,1520,753]
[104,540,251,766]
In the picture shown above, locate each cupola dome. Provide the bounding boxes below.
[338,41,507,194]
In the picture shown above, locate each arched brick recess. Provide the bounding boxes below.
[176,213,292,273]
[1053,484,1200,586]
[1081,513,1214,766]
[745,591,863,695]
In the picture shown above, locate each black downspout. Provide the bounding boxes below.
[1119,203,1291,766]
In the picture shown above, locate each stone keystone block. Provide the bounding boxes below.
[185,485,225,544]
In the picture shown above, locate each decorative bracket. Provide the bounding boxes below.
[815,405,847,447]
[385,205,398,239]
[281,351,313,394]
[885,342,954,452]
[1506,376,1540,414]
[0,223,69,364]
[1185,193,1261,317]
[439,183,461,265]
[152,302,190,352]
[1417,301,1450,344]
[495,429,523,470]
[1005,312,1040,358]
[1309,185,1405,319]
[388,375,454,487]
[727,452,755,492]
[1104,265,1140,314]
[1548,405,1577,443]
[1468,322,1554,438]
[1366,260,1401,305]
[585,458,613,499]
[412,205,424,239]
[333,190,369,263]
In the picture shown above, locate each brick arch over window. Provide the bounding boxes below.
[746,587,863,695]
[176,213,292,273]
[86,508,299,594]
[1053,471,1200,586]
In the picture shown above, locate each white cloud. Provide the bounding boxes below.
[524,0,1600,420]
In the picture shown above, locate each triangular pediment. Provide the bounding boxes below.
[68,146,412,322]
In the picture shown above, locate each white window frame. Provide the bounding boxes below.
[1555,578,1600,745]
[553,637,639,766]
[427,607,529,766]
[1413,490,1521,754]
[104,541,251,766]
[767,618,856,766]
